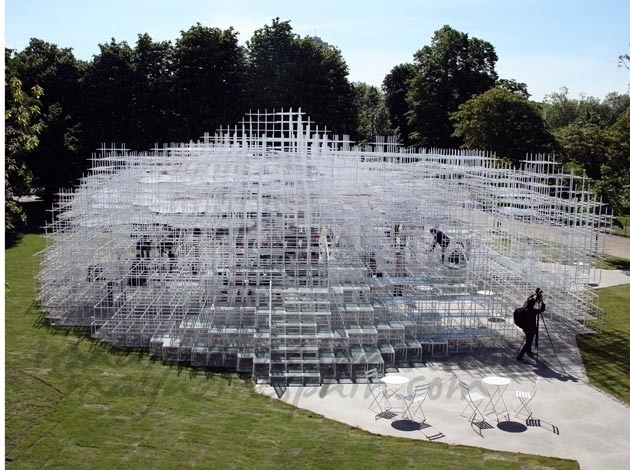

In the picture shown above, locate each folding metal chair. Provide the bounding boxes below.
[365,368,388,417]
[402,383,430,422]
[459,380,485,425]
[514,378,539,418]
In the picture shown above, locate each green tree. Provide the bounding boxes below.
[131,33,178,147]
[173,24,247,140]
[541,87,579,130]
[354,82,390,145]
[608,106,630,163]
[553,123,611,179]
[289,35,358,134]
[246,18,357,135]
[11,39,83,109]
[382,63,416,146]
[80,39,137,150]
[299,36,358,135]
[496,78,530,97]
[11,39,86,202]
[451,87,555,164]
[5,73,44,241]
[606,107,630,210]
[80,35,182,151]
[593,164,625,216]
[246,18,297,111]
[407,25,498,148]
[602,92,630,124]
[578,95,613,126]
[542,88,630,131]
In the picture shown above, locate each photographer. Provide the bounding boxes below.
[515,288,545,361]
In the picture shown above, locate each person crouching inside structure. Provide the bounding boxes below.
[429,228,450,262]
[514,288,545,361]
[447,241,469,266]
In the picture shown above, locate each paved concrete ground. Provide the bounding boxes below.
[591,267,630,288]
[257,333,630,469]
[601,233,630,259]
[256,266,630,470]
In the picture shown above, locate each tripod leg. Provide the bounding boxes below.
[534,314,540,358]
[538,313,568,376]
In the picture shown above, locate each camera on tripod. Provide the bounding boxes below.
[523,287,544,311]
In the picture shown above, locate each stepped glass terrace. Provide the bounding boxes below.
[36,109,611,385]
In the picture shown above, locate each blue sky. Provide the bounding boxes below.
[4,0,630,101]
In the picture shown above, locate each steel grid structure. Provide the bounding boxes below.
[36,109,611,385]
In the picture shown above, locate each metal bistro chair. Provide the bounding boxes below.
[459,380,485,426]
[514,377,540,419]
[402,383,430,422]
[365,368,389,417]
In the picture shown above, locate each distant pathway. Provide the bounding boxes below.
[595,234,630,288]
[602,234,630,259]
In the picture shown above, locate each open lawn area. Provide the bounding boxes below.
[576,283,630,404]
[3,234,597,469]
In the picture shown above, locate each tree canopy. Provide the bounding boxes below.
[541,88,630,212]
[246,18,357,134]
[451,87,555,164]
[382,63,416,146]
[5,20,630,240]
[173,24,247,140]
[5,72,44,240]
[10,40,85,201]
[406,25,498,148]
[542,87,630,131]
[354,82,390,145]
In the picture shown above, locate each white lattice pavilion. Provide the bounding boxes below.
[36,109,611,385]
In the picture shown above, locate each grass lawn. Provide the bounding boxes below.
[576,283,630,404]
[4,235,581,469]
